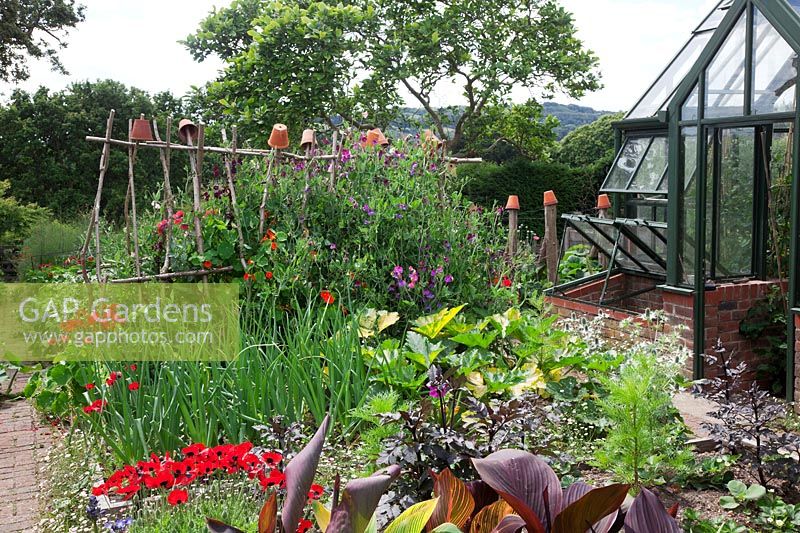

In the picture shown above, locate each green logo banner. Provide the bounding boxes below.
[0,283,240,361]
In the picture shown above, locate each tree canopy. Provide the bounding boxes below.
[0,0,85,82]
[555,112,623,168]
[0,80,185,219]
[185,0,601,149]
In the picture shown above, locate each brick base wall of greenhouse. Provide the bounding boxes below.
[547,274,794,400]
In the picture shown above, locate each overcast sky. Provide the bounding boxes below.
[0,0,721,113]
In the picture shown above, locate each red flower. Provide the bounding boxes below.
[180,223,190,231]
[83,399,107,414]
[501,276,512,288]
[203,260,212,269]
[128,381,140,391]
[258,468,286,490]
[265,271,273,280]
[85,383,95,390]
[91,483,108,496]
[143,469,175,490]
[271,241,278,251]
[261,451,283,467]
[167,488,188,506]
[244,273,253,281]
[320,290,335,305]
[308,484,324,500]
[181,443,206,459]
[129,364,137,371]
[296,518,313,533]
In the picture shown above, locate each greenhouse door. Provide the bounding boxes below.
[704,126,762,279]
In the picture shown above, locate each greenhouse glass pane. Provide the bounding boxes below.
[680,127,698,283]
[790,0,800,16]
[630,137,668,191]
[602,137,651,191]
[628,32,712,118]
[752,8,798,115]
[682,83,700,121]
[696,0,735,33]
[717,128,755,276]
[705,11,747,119]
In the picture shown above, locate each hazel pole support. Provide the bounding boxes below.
[81,109,115,282]
[153,118,174,274]
[258,148,276,237]
[127,119,143,278]
[506,196,520,257]
[328,130,339,193]
[541,190,559,285]
[222,127,249,270]
[190,126,207,282]
[109,266,234,284]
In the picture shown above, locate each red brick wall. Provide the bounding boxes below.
[547,275,788,384]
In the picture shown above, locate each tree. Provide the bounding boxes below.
[555,112,623,168]
[0,180,49,244]
[0,80,185,219]
[0,0,85,83]
[459,100,560,161]
[185,0,601,148]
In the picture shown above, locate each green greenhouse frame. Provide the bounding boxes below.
[550,0,800,403]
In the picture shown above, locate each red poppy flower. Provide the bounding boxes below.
[261,451,283,467]
[320,290,335,305]
[85,383,95,390]
[181,443,206,459]
[116,482,142,500]
[308,484,324,500]
[91,483,108,496]
[203,260,212,269]
[83,399,107,414]
[265,271,273,280]
[128,382,140,391]
[129,364,137,371]
[143,469,175,490]
[258,468,286,490]
[167,488,188,506]
[296,518,313,533]
[502,276,512,288]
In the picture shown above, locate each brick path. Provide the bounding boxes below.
[0,375,53,532]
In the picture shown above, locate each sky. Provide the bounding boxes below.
[0,0,722,113]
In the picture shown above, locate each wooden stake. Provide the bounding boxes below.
[191,125,206,266]
[328,130,339,193]
[222,127,248,270]
[507,209,519,257]
[541,191,559,284]
[153,118,174,275]
[81,109,115,282]
[258,148,276,237]
[128,117,143,278]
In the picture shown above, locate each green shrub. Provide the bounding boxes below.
[461,158,600,237]
[16,215,88,272]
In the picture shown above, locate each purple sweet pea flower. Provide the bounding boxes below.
[444,274,454,284]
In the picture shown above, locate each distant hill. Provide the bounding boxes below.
[390,102,619,140]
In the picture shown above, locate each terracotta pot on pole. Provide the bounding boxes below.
[541,190,559,284]
[362,128,389,148]
[300,129,317,151]
[506,195,520,256]
[178,119,198,144]
[130,114,153,142]
[268,124,290,149]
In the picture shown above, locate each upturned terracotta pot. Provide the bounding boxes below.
[505,195,520,211]
[543,190,558,207]
[268,124,290,149]
[178,119,198,144]
[300,129,317,149]
[130,115,153,142]
[362,128,389,148]
[597,194,612,210]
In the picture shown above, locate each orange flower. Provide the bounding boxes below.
[271,241,278,251]
[261,229,277,243]
[320,290,335,305]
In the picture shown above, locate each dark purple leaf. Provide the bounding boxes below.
[623,489,681,533]
[466,480,499,518]
[473,450,561,533]
[491,515,526,533]
[327,465,401,533]
[552,483,629,533]
[207,518,245,533]
[281,415,330,533]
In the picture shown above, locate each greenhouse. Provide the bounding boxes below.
[548,0,800,402]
